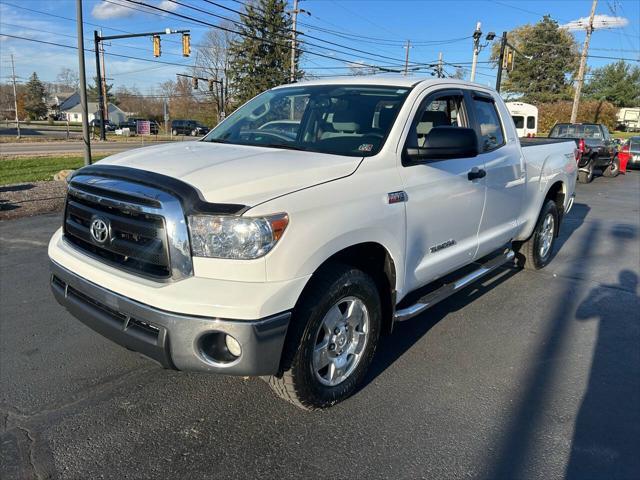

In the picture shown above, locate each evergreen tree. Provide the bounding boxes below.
[87,76,117,105]
[584,61,640,107]
[491,16,579,103]
[227,0,301,106]
[24,72,47,120]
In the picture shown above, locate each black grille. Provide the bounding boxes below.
[63,187,171,278]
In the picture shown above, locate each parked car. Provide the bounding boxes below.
[49,77,577,409]
[89,118,116,132]
[549,123,618,183]
[171,119,209,136]
[619,136,640,170]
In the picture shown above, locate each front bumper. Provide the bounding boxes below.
[50,260,291,375]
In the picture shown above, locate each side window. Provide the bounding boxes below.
[527,116,536,129]
[408,94,467,148]
[512,116,524,129]
[472,97,505,152]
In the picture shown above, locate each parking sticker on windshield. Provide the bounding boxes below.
[358,143,373,152]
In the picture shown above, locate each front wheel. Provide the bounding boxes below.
[267,264,381,410]
[603,156,620,177]
[513,199,559,270]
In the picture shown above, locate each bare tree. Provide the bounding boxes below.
[347,62,378,76]
[195,24,236,118]
[56,68,79,91]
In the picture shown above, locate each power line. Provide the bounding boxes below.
[121,0,408,69]
[0,33,200,69]
[154,0,420,66]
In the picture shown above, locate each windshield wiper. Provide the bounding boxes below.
[261,143,307,151]
[205,138,228,144]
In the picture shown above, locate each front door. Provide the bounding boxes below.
[398,89,486,292]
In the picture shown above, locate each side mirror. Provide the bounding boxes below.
[405,126,479,162]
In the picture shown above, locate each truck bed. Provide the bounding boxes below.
[520,137,572,147]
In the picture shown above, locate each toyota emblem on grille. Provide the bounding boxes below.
[90,217,110,244]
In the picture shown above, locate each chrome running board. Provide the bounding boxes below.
[394,250,515,322]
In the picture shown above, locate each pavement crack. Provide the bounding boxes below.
[16,426,43,480]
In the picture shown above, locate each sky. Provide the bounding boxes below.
[0,0,638,93]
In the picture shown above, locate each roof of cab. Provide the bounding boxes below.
[271,75,495,91]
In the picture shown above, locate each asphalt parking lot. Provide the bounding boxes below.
[1,172,639,480]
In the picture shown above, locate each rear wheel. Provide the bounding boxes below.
[577,160,594,184]
[513,199,558,270]
[267,264,381,410]
[603,156,620,177]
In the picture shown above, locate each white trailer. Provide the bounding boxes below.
[506,102,538,137]
[617,108,640,132]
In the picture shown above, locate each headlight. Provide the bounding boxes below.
[188,213,288,259]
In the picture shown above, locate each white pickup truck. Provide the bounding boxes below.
[49,77,577,409]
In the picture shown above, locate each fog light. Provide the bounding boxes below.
[225,334,242,357]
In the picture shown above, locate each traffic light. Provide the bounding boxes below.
[182,33,191,57]
[192,76,198,90]
[208,79,214,92]
[153,35,161,57]
[503,47,515,71]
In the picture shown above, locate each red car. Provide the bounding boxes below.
[618,136,640,173]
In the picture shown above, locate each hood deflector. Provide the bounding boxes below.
[70,164,248,216]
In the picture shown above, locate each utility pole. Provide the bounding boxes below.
[93,30,106,141]
[403,40,411,75]
[10,54,20,140]
[76,0,91,164]
[100,36,109,122]
[470,22,482,82]
[290,0,299,83]
[495,31,508,92]
[571,0,598,123]
[437,52,444,78]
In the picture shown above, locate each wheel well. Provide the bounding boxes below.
[545,181,565,226]
[317,243,396,334]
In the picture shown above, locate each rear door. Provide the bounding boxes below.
[470,91,525,256]
[399,88,486,291]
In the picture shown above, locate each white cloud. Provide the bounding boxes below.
[561,14,629,31]
[92,0,135,20]
[91,0,179,20]
[158,0,179,12]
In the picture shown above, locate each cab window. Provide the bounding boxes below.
[471,97,505,152]
[406,93,468,149]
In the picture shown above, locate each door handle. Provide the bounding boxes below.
[468,167,486,181]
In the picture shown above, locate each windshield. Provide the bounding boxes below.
[203,85,411,156]
[550,124,603,139]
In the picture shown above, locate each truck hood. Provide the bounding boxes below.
[98,141,362,207]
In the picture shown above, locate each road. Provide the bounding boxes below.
[0,140,179,157]
[1,172,639,479]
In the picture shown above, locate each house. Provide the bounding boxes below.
[47,91,79,120]
[63,102,127,124]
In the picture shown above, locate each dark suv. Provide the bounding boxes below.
[89,118,116,132]
[171,120,209,136]
[549,123,618,183]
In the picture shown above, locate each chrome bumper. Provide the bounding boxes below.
[50,260,290,376]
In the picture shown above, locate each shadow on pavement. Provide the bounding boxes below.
[485,221,601,479]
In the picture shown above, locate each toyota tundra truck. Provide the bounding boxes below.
[49,77,577,409]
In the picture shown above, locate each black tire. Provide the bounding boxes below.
[267,263,382,410]
[513,199,559,270]
[603,156,620,177]
[577,161,594,184]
